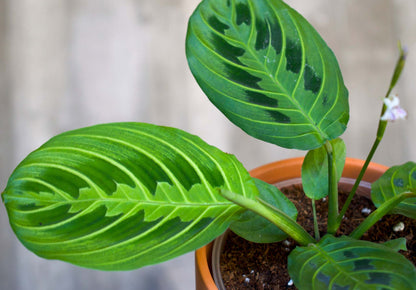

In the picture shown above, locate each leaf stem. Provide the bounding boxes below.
[350,192,416,239]
[325,141,339,234]
[312,199,320,240]
[220,189,315,246]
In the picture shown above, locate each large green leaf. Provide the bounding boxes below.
[288,235,416,289]
[371,162,416,219]
[301,138,346,200]
[2,122,259,270]
[186,0,349,150]
[229,178,297,243]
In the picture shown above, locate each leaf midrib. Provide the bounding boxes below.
[7,196,234,210]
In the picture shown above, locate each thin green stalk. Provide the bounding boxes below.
[220,189,315,246]
[312,200,320,240]
[325,141,339,234]
[350,192,416,239]
[388,42,407,92]
[336,44,407,227]
[336,125,385,226]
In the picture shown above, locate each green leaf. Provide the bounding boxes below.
[186,0,349,150]
[288,235,416,290]
[2,122,259,270]
[383,238,408,252]
[371,162,416,218]
[229,178,297,243]
[301,138,346,200]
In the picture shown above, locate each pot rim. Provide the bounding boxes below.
[195,157,389,290]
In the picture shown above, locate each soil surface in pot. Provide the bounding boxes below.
[220,185,416,289]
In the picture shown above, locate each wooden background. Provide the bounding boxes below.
[0,0,415,289]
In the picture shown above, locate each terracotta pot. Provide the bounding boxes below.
[194,157,389,290]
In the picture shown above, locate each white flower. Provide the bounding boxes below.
[381,94,407,121]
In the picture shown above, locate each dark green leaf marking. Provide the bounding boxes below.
[316,272,331,286]
[344,250,357,259]
[270,20,283,55]
[224,63,262,89]
[268,110,291,123]
[394,178,404,187]
[255,18,269,50]
[246,90,278,107]
[211,33,245,66]
[254,15,282,54]
[208,16,229,34]
[366,273,392,285]
[236,3,251,26]
[286,39,302,73]
[353,259,375,271]
[304,64,322,94]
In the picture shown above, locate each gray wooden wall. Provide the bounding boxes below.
[0,1,415,289]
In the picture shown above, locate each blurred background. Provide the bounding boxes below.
[0,0,415,289]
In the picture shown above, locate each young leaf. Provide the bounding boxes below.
[186,0,349,150]
[1,122,259,270]
[371,162,416,218]
[301,138,346,200]
[229,178,297,243]
[288,235,416,289]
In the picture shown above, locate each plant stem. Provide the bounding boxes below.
[220,189,315,246]
[336,44,407,227]
[336,127,385,226]
[325,141,339,234]
[350,192,416,239]
[312,199,320,240]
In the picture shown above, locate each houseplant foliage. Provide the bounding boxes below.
[2,0,416,289]
[186,0,349,150]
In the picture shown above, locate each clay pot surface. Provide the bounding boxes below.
[195,157,388,290]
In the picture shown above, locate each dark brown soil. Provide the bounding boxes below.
[220,185,416,289]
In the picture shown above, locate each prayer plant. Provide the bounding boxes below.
[2,0,416,288]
